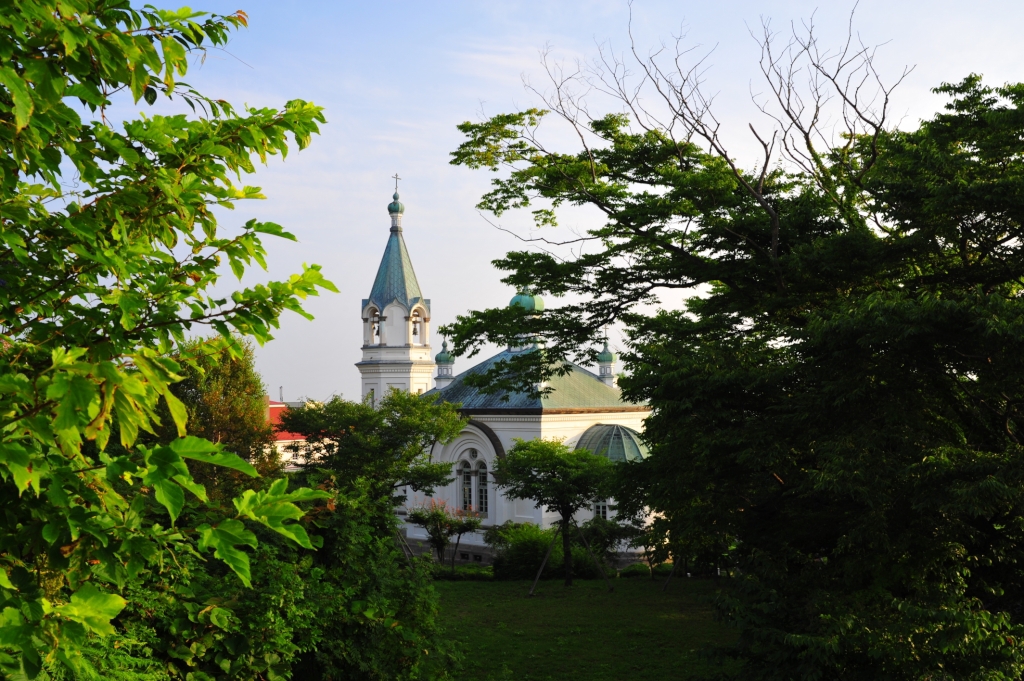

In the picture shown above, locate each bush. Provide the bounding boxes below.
[619,562,653,579]
[486,522,603,581]
[432,564,494,581]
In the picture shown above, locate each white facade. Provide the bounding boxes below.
[404,408,649,550]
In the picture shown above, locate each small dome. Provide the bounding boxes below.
[387,192,405,215]
[435,340,454,365]
[597,339,616,364]
[574,424,649,463]
[509,287,545,313]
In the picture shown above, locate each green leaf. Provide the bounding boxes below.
[169,437,258,477]
[152,479,184,524]
[0,66,33,130]
[198,520,257,587]
[54,583,126,637]
[164,391,188,437]
[233,478,329,549]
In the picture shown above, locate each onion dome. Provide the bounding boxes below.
[509,287,545,313]
[574,424,649,463]
[435,340,454,365]
[597,339,616,363]
[387,192,405,215]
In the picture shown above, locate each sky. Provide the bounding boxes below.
[165,0,1024,402]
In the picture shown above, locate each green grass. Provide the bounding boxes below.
[435,577,736,680]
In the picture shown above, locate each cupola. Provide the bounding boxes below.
[597,339,617,386]
[434,340,456,389]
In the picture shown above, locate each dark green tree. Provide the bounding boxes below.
[444,22,1024,679]
[494,439,611,586]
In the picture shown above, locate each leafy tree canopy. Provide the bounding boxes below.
[0,1,334,676]
[279,389,466,508]
[445,31,1024,678]
[494,439,611,586]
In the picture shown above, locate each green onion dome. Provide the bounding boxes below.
[509,287,545,313]
[574,424,649,463]
[435,340,454,365]
[387,192,405,214]
[597,339,616,363]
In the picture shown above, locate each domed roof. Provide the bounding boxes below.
[509,287,544,313]
[387,192,405,215]
[435,340,454,365]
[597,339,616,364]
[574,424,648,463]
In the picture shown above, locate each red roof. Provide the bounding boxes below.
[267,400,305,442]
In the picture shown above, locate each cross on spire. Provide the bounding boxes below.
[392,173,401,192]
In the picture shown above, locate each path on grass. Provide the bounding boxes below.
[435,578,735,680]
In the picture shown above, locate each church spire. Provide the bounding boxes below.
[357,184,435,401]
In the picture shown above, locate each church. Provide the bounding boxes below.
[356,190,651,559]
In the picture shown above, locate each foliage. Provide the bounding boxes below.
[493,439,611,586]
[0,1,336,675]
[279,389,465,510]
[484,521,600,582]
[447,69,1024,677]
[288,477,462,681]
[429,563,493,582]
[407,499,482,568]
[41,477,462,681]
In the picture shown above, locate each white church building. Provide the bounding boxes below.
[356,191,652,559]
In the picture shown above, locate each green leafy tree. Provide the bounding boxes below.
[0,1,334,676]
[407,500,482,570]
[444,23,1024,678]
[279,389,466,512]
[157,336,282,498]
[494,439,611,586]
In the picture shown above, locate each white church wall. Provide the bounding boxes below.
[403,409,651,547]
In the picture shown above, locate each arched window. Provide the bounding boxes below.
[459,461,473,511]
[411,308,423,344]
[368,308,381,344]
[593,499,609,520]
[476,462,488,515]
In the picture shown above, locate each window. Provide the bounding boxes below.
[477,462,488,515]
[594,499,608,520]
[460,461,473,511]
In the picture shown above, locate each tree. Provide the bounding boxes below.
[152,335,281,499]
[444,15,1024,679]
[407,500,482,570]
[279,389,466,514]
[0,2,334,676]
[494,439,611,586]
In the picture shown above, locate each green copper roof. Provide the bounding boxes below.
[574,424,649,462]
[509,288,544,313]
[363,220,428,313]
[388,191,405,214]
[597,339,616,363]
[426,347,645,412]
[435,340,454,365]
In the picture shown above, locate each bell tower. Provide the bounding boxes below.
[356,186,435,401]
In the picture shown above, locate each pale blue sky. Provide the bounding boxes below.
[174,0,1024,401]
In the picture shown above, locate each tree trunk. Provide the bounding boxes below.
[561,514,573,587]
[451,534,463,572]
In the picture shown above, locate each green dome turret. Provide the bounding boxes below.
[509,287,544,313]
[387,192,405,215]
[435,340,454,365]
[575,424,649,463]
[597,339,616,363]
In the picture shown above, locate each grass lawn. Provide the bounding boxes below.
[435,577,736,680]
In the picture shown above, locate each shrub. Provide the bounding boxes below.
[619,562,653,579]
[486,522,602,581]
